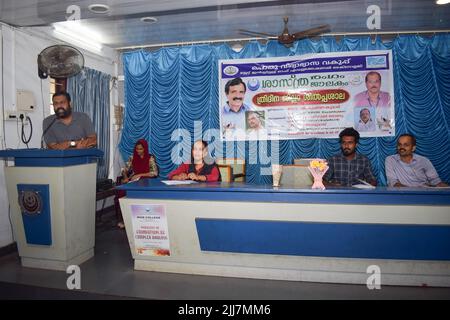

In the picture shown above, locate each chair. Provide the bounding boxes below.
[279,164,313,188]
[217,165,233,182]
[216,158,246,182]
[293,158,317,166]
[96,186,117,223]
[114,175,126,225]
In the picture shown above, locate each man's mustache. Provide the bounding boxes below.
[56,107,70,118]
[233,97,243,101]
[399,149,406,152]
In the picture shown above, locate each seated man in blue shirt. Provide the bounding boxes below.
[385,134,448,187]
[324,127,377,187]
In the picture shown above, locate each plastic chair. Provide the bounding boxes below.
[216,158,246,182]
[279,164,313,187]
[217,165,233,182]
[293,158,316,166]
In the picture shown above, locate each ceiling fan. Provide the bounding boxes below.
[238,16,330,47]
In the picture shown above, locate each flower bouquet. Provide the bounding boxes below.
[308,159,329,190]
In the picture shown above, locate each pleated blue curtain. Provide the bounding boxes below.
[120,35,450,186]
[67,67,111,179]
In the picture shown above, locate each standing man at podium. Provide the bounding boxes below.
[42,92,97,150]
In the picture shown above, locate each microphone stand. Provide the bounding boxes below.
[40,117,58,149]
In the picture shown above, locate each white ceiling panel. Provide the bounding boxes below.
[1,0,449,49]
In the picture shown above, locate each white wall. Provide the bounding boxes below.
[0,24,118,247]
[0,25,14,247]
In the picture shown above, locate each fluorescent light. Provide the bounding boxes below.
[53,23,103,53]
[140,17,158,24]
[231,42,244,52]
[436,0,450,4]
[88,4,110,14]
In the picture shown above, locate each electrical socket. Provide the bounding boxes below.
[6,111,28,122]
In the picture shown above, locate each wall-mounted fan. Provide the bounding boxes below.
[37,45,84,79]
[239,16,330,47]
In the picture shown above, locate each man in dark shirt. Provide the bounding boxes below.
[43,92,97,150]
[324,127,377,187]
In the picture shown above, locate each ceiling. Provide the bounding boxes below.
[1,0,449,50]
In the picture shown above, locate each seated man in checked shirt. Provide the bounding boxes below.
[324,127,377,187]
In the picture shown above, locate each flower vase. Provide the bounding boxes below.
[311,174,326,190]
[308,161,329,190]
[272,164,283,187]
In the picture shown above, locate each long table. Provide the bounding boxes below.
[118,179,450,287]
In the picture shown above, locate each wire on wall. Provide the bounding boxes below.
[1,27,7,150]
[40,79,46,119]
[20,115,32,148]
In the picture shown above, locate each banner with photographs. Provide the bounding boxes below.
[219,50,395,141]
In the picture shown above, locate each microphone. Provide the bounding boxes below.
[40,116,58,149]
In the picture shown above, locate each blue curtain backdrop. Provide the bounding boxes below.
[68,67,111,179]
[120,35,450,185]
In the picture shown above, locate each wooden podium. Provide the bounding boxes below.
[0,148,103,270]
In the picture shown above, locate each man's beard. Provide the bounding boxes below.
[55,107,72,119]
[342,148,355,156]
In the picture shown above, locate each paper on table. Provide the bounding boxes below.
[161,180,198,185]
[127,176,142,183]
[357,178,374,186]
[423,185,450,189]
[351,179,375,189]
[352,183,376,189]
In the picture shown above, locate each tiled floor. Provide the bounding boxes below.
[1,211,449,300]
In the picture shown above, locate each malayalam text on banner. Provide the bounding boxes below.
[218,50,395,141]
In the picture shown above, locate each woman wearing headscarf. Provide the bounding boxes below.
[121,139,158,183]
[115,139,158,228]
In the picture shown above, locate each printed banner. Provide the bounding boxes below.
[130,204,171,256]
[219,50,395,141]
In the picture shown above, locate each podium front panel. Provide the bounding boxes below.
[17,184,52,246]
